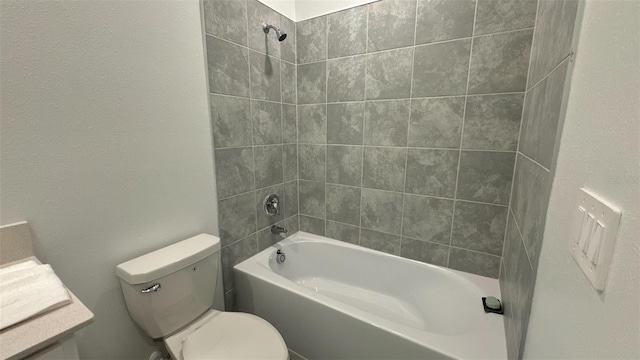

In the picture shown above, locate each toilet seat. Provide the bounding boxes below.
[164,310,288,360]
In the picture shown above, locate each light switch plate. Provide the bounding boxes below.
[569,188,621,291]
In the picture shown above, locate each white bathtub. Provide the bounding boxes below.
[234,232,506,359]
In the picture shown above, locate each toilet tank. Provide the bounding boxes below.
[116,234,221,339]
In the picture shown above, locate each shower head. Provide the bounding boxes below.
[262,23,287,41]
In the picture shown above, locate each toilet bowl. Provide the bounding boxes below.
[165,310,287,360]
[115,234,287,360]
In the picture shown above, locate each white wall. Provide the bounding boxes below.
[295,0,379,21]
[0,0,218,359]
[259,0,297,20]
[524,0,640,358]
[259,0,379,21]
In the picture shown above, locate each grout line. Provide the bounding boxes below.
[509,207,535,271]
[519,150,552,173]
[324,14,329,237]
[500,0,542,322]
[215,143,296,151]
[295,179,508,206]
[210,91,295,106]
[222,231,257,250]
[503,0,541,270]
[449,245,502,258]
[358,3,370,247]
[278,91,527,106]
[526,53,573,93]
[293,27,535,66]
[204,31,296,66]
[397,0,421,256]
[449,0,479,268]
[299,143,516,152]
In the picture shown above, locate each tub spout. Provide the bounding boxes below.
[271,225,288,238]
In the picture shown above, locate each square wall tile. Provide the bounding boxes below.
[361,188,403,235]
[283,180,298,218]
[457,151,515,205]
[474,0,538,36]
[400,238,449,266]
[362,147,407,192]
[326,221,360,244]
[368,0,417,52]
[327,103,364,145]
[283,144,297,181]
[449,247,501,278]
[503,210,523,271]
[510,154,552,270]
[452,201,507,255]
[222,233,257,290]
[366,48,413,100]
[300,215,325,235]
[326,145,363,187]
[412,39,471,97]
[462,94,524,151]
[360,228,401,255]
[326,184,361,225]
[468,29,533,94]
[327,56,366,102]
[297,16,327,64]
[281,61,297,104]
[298,145,325,182]
[247,0,281,58]
[284,214,299,235]
[298,104,326,144]
[215,147,255,199]
[298,62,326,104]
[250,51,281,102]
[218,192,257,246]
[528,0,579,86]
[203,0,248,45]
[282,104,297,143]
[408,97,465,148]
[206,35,250,97]
[415,0,475,45]
[280,14,296,63]
[364,100,410,146]
[328,6,367,58]
[519,61,569,168]
[252,100,282,145]
[405,149,458,198]
[210,94,252,148]
[299,180,326,218]
[402,194,453,244]
[254,145,283,187]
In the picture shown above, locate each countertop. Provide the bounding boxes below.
[0,256,94,360]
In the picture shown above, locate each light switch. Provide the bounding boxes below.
[569,188,621,291]
[586,222,605,264]
[578,211,594,253]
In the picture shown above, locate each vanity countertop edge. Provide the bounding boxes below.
[0,256,94,360]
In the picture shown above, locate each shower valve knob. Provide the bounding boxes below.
[264,194,280,216]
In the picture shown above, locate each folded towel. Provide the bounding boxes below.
[0,261,71,330]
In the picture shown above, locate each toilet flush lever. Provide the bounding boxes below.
[141,283,161,293]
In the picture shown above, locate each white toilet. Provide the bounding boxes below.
[116,233,288,360]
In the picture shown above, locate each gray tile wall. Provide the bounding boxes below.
[294,0,537,280]
[203,0,298,310]
[500,0,580,358]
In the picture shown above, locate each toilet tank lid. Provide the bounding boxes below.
[116,233,220,285]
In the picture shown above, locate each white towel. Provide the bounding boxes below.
[0,261,71,330]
